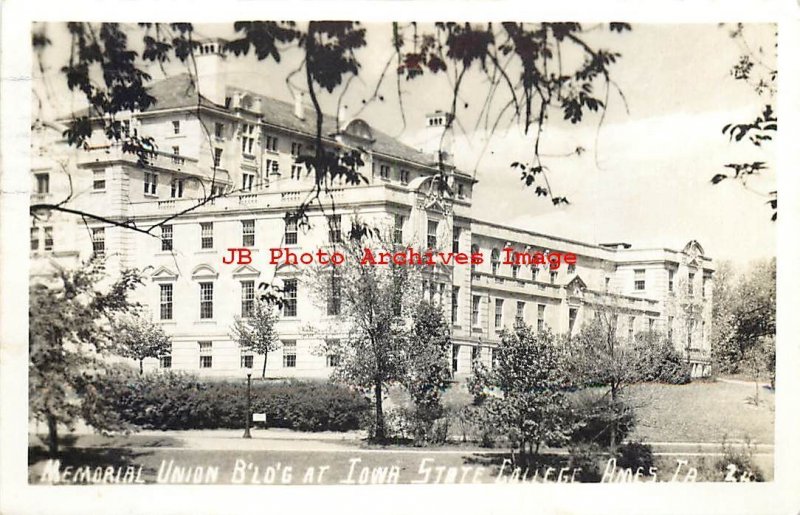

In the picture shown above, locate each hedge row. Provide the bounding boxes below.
[95,370,371,432]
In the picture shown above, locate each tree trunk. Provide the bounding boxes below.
[609,384,618,452]
[262,352,268,379]
[139,359,144,374]
[46,413,58,456]
[374,381,385,441]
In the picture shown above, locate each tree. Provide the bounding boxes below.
[470,323,572,462]
[308,220,423,441]
[230,298,281,378]
[401,301,452,444]
[29,257,142,455]
[113,311,171,374]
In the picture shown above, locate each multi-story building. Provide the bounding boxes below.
[30,39,714,379]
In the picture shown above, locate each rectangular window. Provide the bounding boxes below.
[35,173,49,194]
[242,172,255,191]
[457,183,464,197]
[688,272,695,296]
[668,269,675,292]
[451,286,459,324]
[285,218,297,245]
[214,122,225,138]
[171,146,181,164]
[212,184,225,197]
[537,304,546,331]
[213,148,223,168]
[452,227,461,253]
[379,164,390,179]
[265,158,279,177]
[550,271,557,284]
[291,164,303,180]
[200,282,214,319]
[144,172,157,195]
[172,120,180,134]
[494,299,504,329]
[92,228,105,256]
[282,340,297,368]
[241,280,255,318]
[452,345,459,373]
[326,353,340,368]
[199,341,212,369]
[634,269,645,291]
[265,135,278,152]
[160,355,172,369]
[291,142,302,156]
[241,354,254,369]
[160,283,173,320]
[161,225,173,251]
[43,226,53,251]
[171,179,184,198]
[242,220,255,247]
[569,307,578,333]
[531,266,538,282]
[471,346,480,366]
[393,214,404,244]
[400,169,410,185]
[327,273,341,316]
[427,220,438,249]
[241,124,256,154]
[283,279,298,317]
[328,215,342,243]
[512,264,519,279]
[200,222,213,249]
[30,227,39,251]
[516,301,525,325]
[471,296,480,326]
[93,170,106,191]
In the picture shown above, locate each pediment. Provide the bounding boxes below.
[232,264,261,278]
[151,266,178,282]
[566,275,588,295]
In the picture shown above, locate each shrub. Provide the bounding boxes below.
[616,441,654,472]
[568,390,635,447]
[633,333,692,384]
[95,369,371,432]
[713,438,765,482]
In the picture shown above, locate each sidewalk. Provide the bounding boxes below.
[138,428,367,451]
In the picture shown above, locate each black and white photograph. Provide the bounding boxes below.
[1,2,799,514]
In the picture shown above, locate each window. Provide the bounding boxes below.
[265,135,278,152]
[379,164,390,179]
[283,279,297,317]
[35,173,49,194]
[490,348,497,369]
[537,304,546,331]
[634,269,645,291]
[569,307,578,333]
[172,120,180,134]
[285,218,297,245]
[516,301,525,325]
[605,277,611,291]
[282,340,297,368]
[211,184,225,197]
[328,215,342,243]
[213,148,223,168]
[457,183,464,197]
[171,179,184,198]
[512,264,519,279]
[291,142,302,156]
[491,249,500,275]
[200,222,213,249]
[471,346,480,365]
[93,170,106,191]
[214,122,225,138]
[161,225,173,251]
[451,287,459,323]
[43,226,53,251]
[628,316,635,341]
[567,263,576,273]
[452,345,459,373]
[291,164,303,180]
[688,272,695,296]
[648,318,655,333]
[239,219,255,247]
[400,169,410,184]
[241,124,256,154]
[241,280,255,317]
[471,296,480,326]
[550,271,557,284]
[668,269,675,292]
[160,284,173,320]
[326,353,340,368]
[471,244,479,273]
[531,266,539,282]
[144,172,157,195]
[200,282,214,319]
[265,159,279,176]
[393,214,404,244]
[452,227,461,253]
[171,146,181,164]
[160,354,172,369]
[92,228,105,256]
[427,220,438,249]
[242,172,255,191]
[199,341,212,369]
[327,273,341,316]
[241,354,254,369]
[494,299,504,329]
[30,227,39,251]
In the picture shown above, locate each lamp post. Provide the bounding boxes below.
[243,372,252,439]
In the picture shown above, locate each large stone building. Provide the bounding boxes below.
[30,39,714,379]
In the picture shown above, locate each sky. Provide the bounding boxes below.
[35,22,777,267]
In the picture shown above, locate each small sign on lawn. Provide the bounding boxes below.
[252,413,266,422]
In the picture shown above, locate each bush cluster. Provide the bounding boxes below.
[96,369,371,432]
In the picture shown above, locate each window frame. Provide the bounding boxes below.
[199,282,214,319]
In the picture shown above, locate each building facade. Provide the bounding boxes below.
[30,40,714,379]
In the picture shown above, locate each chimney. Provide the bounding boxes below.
[294,91,305,120]
[194,38,228,107]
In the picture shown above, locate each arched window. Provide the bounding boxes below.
[491,248,500,275]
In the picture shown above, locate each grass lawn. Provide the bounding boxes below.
[623,380,774,444]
